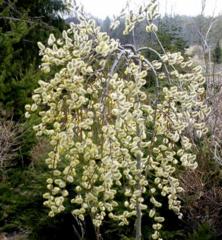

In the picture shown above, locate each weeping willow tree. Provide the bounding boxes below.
[25,1,210,239]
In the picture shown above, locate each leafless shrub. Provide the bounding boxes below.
[0,119,22,175]
[0,233,7,240]
[0,232,28,240]
[206,79,222,165]
[180,168,222,235]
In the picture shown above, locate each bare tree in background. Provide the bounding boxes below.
[191,0,222,165]
[195,0,218,78]
[0,119,22,180]
[180,0,222,166]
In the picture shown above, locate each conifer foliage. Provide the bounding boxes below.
[0,0,67,118]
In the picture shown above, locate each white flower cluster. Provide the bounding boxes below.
[142,52,210,238]
[110,0,159,35]
[25,3,209,240]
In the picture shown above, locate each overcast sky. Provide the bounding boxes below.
[74,0,221,19]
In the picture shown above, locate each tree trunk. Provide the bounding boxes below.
[135,110,142,240]
[135,203,142,240]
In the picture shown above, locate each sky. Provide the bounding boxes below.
[71,0,222,19]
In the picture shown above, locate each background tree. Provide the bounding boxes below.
[213,41,222,64]
[0,0,68,119]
